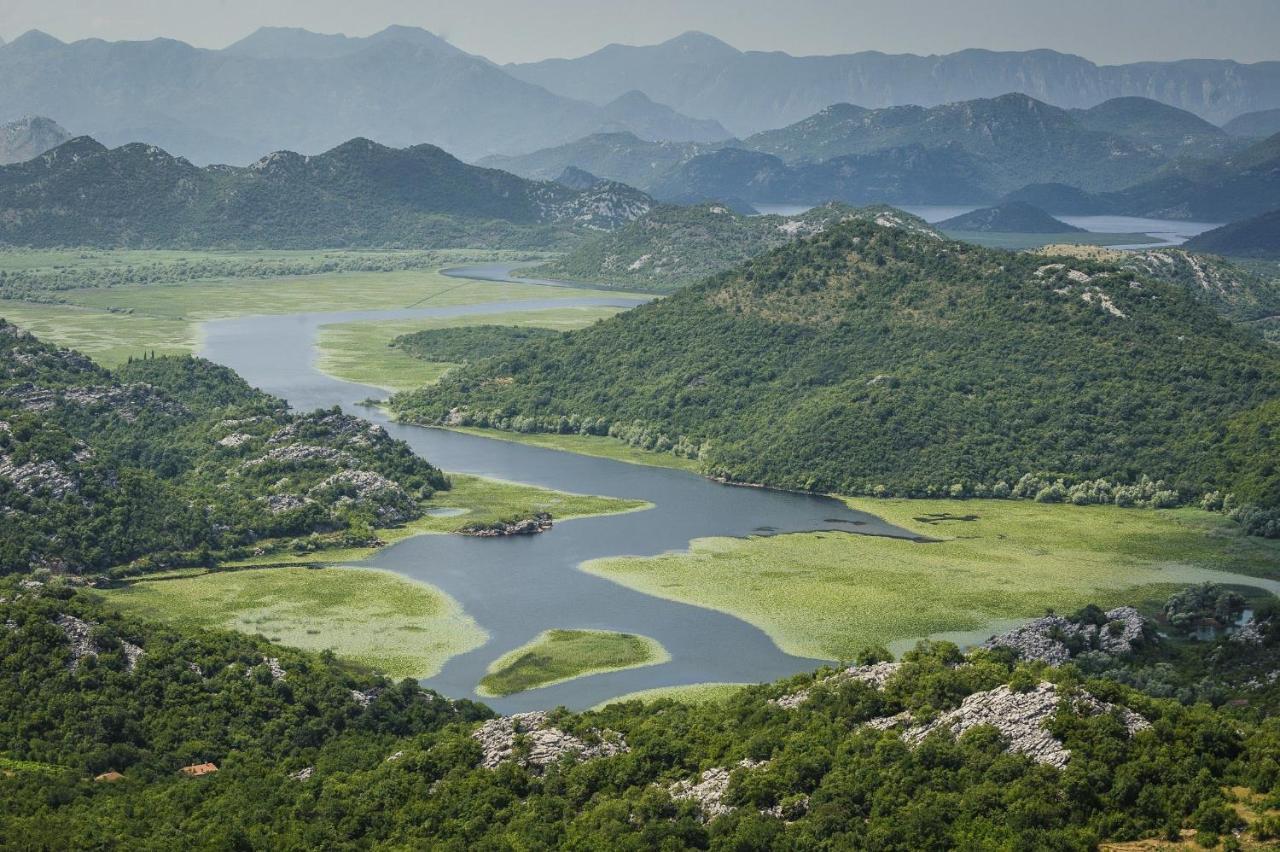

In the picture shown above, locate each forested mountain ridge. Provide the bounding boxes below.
[392,221,1280,528]
[533,203,940,292]
[0,136,653,248]
[740,94,1169,193]
[0,320,448,574]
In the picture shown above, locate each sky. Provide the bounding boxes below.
[1,0,1277,65]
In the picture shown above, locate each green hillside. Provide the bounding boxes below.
[0,320,448,574]
[1184,208,1280,259]
[534,203,937,292]
[393,221,1280,530]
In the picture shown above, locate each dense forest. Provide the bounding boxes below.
[392,221,1280,534]
[0,320,448,575]
[393,325,562,364]
[2,577,1278,848]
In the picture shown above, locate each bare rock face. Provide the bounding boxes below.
[982,607,1146,665]
[269,412,391,450]
[350,687,383,708]
[309,469,417,523]
[472,711,628,772]
[260,493,313,515]
[1231,618,1267,645]
[668,758,768,821]
[55,614,144,672]
[244,444,354,469]
[771,661,901,710]
[245,656,287,682]
[901,682,1149,768]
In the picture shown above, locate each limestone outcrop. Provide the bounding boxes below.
[472,711,627,772]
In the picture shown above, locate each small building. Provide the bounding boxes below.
[94,770,125,783]
[178,762,218,777]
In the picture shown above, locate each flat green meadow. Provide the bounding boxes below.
[478,629,669,696]
[583,498,1280,662]
[102,566,486,680]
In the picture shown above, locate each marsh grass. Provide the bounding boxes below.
[584,499,1280,662]
[478,629,669,696]
[316,306,629,393]
[102,566,486,679]
[591,683,749,709]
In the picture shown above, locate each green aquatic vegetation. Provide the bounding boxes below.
[478,629,669,696]
[103,566,485,679]
[583,498,1280,661]
[591,682,748,709]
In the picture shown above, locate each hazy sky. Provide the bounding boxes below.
[2,0,1278,64]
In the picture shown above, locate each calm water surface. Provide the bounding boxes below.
[200,291,922,711]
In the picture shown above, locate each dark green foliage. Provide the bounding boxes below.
[0,137,650,249]
[392,222,1280,514]
[0,320,448,574]
[4,584,1279,848]
[1163,584,1247,633]
[392,325,561,363]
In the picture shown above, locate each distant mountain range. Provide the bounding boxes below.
[508,31,1280,133]
[0,27,727,165]
[489,95,1262,209]
[0,136,652,248]
[0,115,69,165]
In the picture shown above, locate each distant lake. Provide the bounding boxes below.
[753,202,1223,248]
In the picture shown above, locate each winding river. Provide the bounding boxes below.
[201,284,924,712]
[200,267,1276,712]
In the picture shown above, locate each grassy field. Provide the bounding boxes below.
[0,258,635,367]
[222,473,650,568]
[583,499,1280,662]
[441,426,704,473]
[478,629,669,696]
[0,300,195,367]
[591,683,748,710]
[942,231,1162,250]
[317,306,628,393]
[101,566,486,679]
